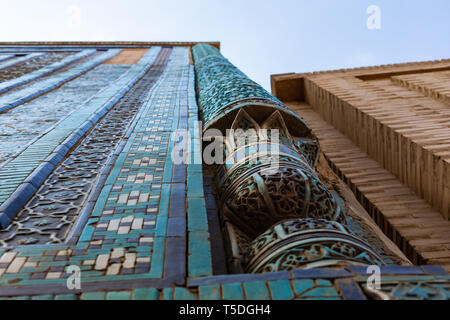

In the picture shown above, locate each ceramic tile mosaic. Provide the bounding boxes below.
[0,45,214,298]
[0,49,95,94]
[0,64,131,165]
[0,43,447,300]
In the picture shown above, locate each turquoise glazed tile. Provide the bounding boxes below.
[54,294,77,300]
[268,280,294,300]
[291,279,315,295]
[243,281,270,300]
[133,288,160,300]
[222,283,244,300]
[81,292,106,300]
[302,287,339,298]
[199,284,221,300]
[106,291,132,300]
[31,295,54,300]
[174,287,197,300]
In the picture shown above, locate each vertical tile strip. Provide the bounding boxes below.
[0,49,119,113]
[0,49,96,94]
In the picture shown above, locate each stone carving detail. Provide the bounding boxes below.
[363,280,450,300]
[214,108,341,238]
[242,218,384,273]
[221,163,345,238]
[223,221,251,273]
[192,43,384,273]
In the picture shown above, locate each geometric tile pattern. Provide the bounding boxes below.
[0,64,130,165]
[0,50,95,95]
[0,52,69,81]
[0,45,214,297]
[0,50,168,245]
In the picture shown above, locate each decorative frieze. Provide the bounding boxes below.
[243,218,384,273]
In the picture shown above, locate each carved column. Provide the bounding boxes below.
[192,44,384,273]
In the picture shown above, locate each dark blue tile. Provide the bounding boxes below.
[24,162,55,188]
[44,152,65,166]
[75,121,93,136]
[62,133,82,150]
[347,265,424,275]
[335,278,367,300]
[0,213,11,229]
[0,183,37,222]
[421,265,447,275]
[167,217,186,237]
[291,268,353,279]
[53,144,69,156]
[169,183,186,218]
[172,164,186,183]
[164,237,186,284]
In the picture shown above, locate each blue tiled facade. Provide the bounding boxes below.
[0,42,447,300]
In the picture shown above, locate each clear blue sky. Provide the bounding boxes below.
[1,0,449,90]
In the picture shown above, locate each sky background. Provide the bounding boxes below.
[0,0,449,90]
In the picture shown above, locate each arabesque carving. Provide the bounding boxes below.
[192,43,384,273]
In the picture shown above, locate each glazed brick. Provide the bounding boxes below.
[222,282,244,300]
[106,291,131,300]
[268,280,294,300]
[291,268,353,279]
[133,288,160,300]
[188,231,212,278]
[346,265,424,275]
[335,278,367,300]
[198,284,220,300]
[243,281,270,300]
[174,287,197,300]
